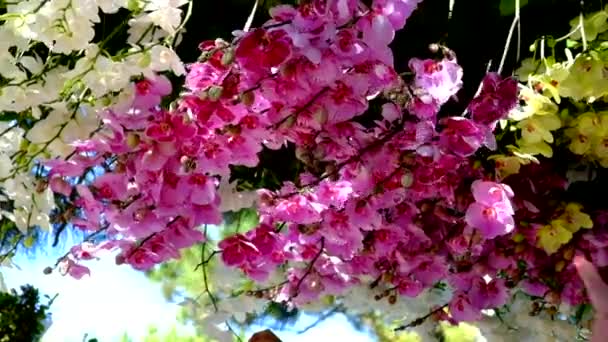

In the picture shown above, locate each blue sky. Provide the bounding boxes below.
[2,242,373,342]
[4,250,184,341]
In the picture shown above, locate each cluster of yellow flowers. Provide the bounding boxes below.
[565,111,608,166]
[490,5,608,178]
[511,86,562,158]
[536,203,593,255]
[508,51,608,160]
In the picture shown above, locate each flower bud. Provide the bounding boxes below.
[512,233,525,243]
[214,38,229,48]
[313,108,328,125]
[545,291,561,305]
[382,273,394,283]
[198,50,214,62]
[241,91,255,107]
[127,0,142,11]
[428,43,440,53]
[35,179,48,193]
[180,155,195,169]
[401,171,414,188]
[298,223,320,235]
[221,48,235,66]
[20,139,29,150]
[562,247,574,261]
[295,148,313,165]
[208,85,223,101]
[126,132,140,149]
[281,115,296,128]
[114,161,127,173]
[138,51,152,68]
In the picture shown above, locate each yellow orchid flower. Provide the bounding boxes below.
[565,127,592,155]
[568,10,608,42]
[593,136,608,160]
[517,140,554,158]
[511,87,558,121]
[515,58,544,82]
[557,203,593,232]
[518,113,561,144]
[559,54,608,101]
[597,112,608,137]
[576,112,602,137]
[537,221,574,255]
[489,155,524,178]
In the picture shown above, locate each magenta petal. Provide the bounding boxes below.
[50,177,72,197]
[521,279,550,297]
[160,184,184,207]
[398,278,424,297]
[485,279,509,308]
[45,159,88,177]
[221,247,246,267]
[465,203,492,229]
[68,263,90,279]
[450,294,482,322]
[151,74,172,96]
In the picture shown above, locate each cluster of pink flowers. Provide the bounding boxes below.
[48,74,215,273]
[48,0,417,273]
[43,0,607,325]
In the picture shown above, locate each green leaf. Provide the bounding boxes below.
[499,0,529,16]
[566,39,578,48]
[0,112,18,122]
[127,0,142,12]
[223,208,258,236]
[0,285,52,341]
[23,235,35,248]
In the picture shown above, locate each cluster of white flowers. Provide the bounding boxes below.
[0,123,23,180]
[475,292,580,342]
[341,281,453,323]
[340,282,581,341]
[1,173,55,233]
[0,0,190,238]
[0,122,54,234]
[339,281,455,341]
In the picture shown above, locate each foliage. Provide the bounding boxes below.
[120,326,211,342]
[0,285,53,342]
